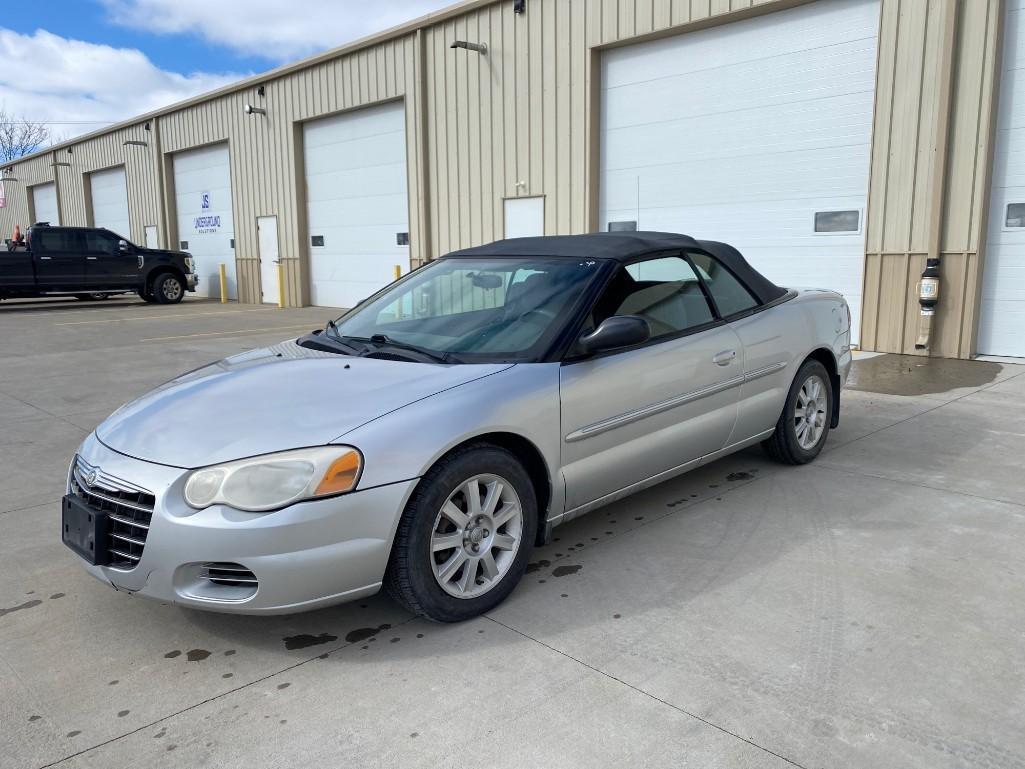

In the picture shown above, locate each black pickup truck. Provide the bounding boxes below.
[2,223,197,304]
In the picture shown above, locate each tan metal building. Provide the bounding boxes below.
[1,0,1020,360]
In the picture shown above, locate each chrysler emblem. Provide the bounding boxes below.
[85,469,98,487]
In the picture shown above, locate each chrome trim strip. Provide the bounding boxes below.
[75,457,152,497]
[74,480,154,515]
[110,532,146,546]
[743,361,788,383]
[109,548,141,562]
[106,512,150,530]
[565,373,746,443]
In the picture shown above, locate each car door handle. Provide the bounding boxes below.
[86,256,98,260]
[39,256,52,260]
[713,350,737,366]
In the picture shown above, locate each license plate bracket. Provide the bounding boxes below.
[62,494,110,566]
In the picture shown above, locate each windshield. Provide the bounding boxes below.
[329,256,603,362]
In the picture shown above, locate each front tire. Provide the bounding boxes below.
[762,359,832,465]
[385,444,537,622]
[153,272,184,304]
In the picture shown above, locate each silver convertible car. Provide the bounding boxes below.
[63,232,852,621]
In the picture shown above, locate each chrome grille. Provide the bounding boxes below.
[71,456,154,570]
[201,562,258,587]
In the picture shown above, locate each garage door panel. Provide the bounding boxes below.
[602,156,870,211]
[603,95,875,169]
[305,101,409,309]
[600,0,877,345]
[305,164,407,201]
[307,193,408,229]
[603,0,880,89]
[603,46,876,131]
[979,3,1025,356]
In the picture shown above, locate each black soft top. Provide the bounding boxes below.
[446,231,787,305]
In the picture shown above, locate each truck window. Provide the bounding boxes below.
[85,230,119,253]
[35,229,83,254]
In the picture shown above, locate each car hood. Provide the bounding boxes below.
[96,340,512,468]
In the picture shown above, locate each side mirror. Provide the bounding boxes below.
[118,239,129,253]
[577,315,650,355]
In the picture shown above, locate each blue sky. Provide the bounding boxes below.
[1,0,450,140]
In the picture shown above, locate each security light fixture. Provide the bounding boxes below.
[257,85,266,97]
[450,40,487,54]
[245,104,267,116]
[514,0,526,12]
[124,140,149,147]
[144,122,152,131]
[52,161,72,167]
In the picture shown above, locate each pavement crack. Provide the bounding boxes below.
[33,615,418,769]
[483,615,809,769]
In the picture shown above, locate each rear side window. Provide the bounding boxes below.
[689,252,759,317]
[35,229,82,254]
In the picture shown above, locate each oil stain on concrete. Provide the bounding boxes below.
[0,599,42,619]
[283,632,339,650]
[847,353,1001,396]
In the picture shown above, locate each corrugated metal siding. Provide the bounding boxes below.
[861,0,1003,357]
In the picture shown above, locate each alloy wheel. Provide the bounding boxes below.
[430,474,523,599]
[163,278,182,301]
[794,374,827,450]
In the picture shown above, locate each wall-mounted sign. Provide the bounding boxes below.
[201,192,211,210]
[194,215,221,234]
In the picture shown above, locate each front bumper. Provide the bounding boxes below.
[69,433,417,614]
[186,274,198,291]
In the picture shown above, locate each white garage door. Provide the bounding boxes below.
[174,144,236,299]
[600,0,879,343]
[90,167,130,239]
[304,101,409,308]
[32,182,59,225]
[977,0,1025,358]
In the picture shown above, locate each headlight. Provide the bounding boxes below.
[184,446,362,512]
[185,256,195,272]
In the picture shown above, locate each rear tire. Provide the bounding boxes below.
[762,359,832,465]
[152,272,184,304]
[385,444,537,622]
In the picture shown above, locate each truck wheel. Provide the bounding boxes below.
[762,359,832,465]
[385,444,537,622]
[153,273,184,304]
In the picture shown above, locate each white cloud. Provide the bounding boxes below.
[0,28,243,142]
[100,0,453,61]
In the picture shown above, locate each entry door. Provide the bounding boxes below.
[559,256,743,511]
[258,216,280,304]
[504,197,545,238]
[144,226,159,249]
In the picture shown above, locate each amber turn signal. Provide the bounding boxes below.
[314,450,362,495]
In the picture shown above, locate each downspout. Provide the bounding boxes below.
[915,0,960,352]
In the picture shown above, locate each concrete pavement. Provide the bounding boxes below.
[2,295,1024,768]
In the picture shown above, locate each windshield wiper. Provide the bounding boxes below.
[308,320,364,354]
[362,333,457,364]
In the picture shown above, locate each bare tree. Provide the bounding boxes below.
[0,105,51,162]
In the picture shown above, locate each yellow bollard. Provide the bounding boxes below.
[394,265,401,281]
[218,263,228,304]
[277,263,286,309]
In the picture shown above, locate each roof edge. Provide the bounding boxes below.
[6,0,497,167]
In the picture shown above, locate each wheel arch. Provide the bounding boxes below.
[802,347,841,428]
[426,431,553,547]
